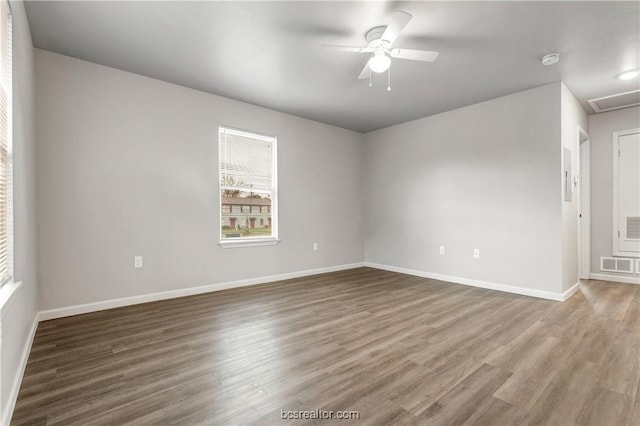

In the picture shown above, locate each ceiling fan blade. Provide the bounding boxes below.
[390,49,439,62]
[358,62,370,80]
[381,11,412,45]
[322,45,373,53]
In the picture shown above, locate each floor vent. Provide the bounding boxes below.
[588,90,640,113]
[601,257,634,273]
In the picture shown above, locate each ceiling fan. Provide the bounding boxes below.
[323,11,439,88]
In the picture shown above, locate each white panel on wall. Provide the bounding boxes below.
[563,147,572,202]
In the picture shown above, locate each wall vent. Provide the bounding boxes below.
[627,217,640,240]
[601,257,634,273]
[588,90,640,113]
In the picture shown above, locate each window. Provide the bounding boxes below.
[0,0,11,286]
[219,126,277,246]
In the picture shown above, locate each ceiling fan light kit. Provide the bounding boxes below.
[368,51,391,73]
[322,11,440,91]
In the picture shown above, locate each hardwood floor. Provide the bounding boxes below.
[11,267,640,425]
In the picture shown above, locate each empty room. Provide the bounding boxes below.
[1,0,639,425]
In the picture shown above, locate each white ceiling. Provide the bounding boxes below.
[24,1,640,133]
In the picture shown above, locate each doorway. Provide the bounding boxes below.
[577,126,590,279]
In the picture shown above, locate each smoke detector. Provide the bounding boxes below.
[542,53,560,66]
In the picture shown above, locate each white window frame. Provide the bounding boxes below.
[612,128,640,258]
[218,126,279,248]
[0,0,18,315]
[0,0,12,287]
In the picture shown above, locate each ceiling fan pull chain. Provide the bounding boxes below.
[387,65,391,91]
[369,68,372,88]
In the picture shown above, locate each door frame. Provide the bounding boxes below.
[577,126,591,279]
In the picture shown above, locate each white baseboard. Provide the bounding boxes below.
[38,262,365,321]
[2,314,39,426]
[563,281,581,301]
[364,262,572,302]
[590,273,640,285]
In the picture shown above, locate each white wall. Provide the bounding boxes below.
[589,106,640,277]
[35,49,364,311]
[560,83,588,290]
[364,83,564,295]
[33,47,603,313]
[1,2,38,423]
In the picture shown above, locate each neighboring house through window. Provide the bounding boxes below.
[219,126,277,246]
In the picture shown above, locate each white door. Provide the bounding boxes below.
[614,129,640,256]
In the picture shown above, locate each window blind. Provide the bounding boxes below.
[0,0,11,285]
[219,127,274,194]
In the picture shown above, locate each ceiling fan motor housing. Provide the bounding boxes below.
[365,26,391,50]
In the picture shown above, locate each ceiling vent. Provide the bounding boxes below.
[588,90,640,113]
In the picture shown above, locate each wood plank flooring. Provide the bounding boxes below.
[11,267,640,425]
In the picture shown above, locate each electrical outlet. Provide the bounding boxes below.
[473,249,480,259]
[313,242,318,251]
[439,245,445,255]
[134,256,143,268]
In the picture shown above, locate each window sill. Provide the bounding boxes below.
[0,280,22,315]
[219,238,280,249]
